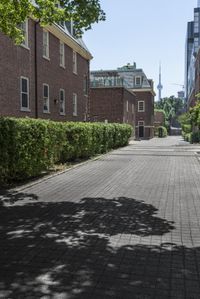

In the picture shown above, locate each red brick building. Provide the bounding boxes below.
[0,19,92,121]
[89,87,135,126]
[133,89,155,139]
[90,64,155,139]
[154,110,165,127]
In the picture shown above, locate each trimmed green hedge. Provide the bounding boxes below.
[182,132,191,143]
[191,131,200,143]
[0,117,132,184]
[154,126,167,138]
[182,124,192,134]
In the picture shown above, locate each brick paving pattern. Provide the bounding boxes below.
[1,136,200,298]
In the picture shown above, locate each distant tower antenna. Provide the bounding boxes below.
[157,63,163,101]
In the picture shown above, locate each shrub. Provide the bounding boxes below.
[0,118,66,183]
[182,124,192,134]
[156,126,167,138]
[182,132,192,143]
[0,117,133,184]
[154,126,159,137]
[191,131,200,143]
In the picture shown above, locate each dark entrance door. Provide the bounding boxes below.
[139,126,144,138]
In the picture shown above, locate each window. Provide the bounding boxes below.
[83,75,88,95]
[138,101,145,112]
[138,121,144,126]
[126,101,129,112]
[73,93,77,116]
[132,104,134,114]
[43,84,49,113]
[73,51,77,74]
[20,77,29,111]
[43,30,49,59]
[135,76,141,86]
[194,22,199,33]
[59,89,65,115]
[65,20,74,35]
[20,20,28,48]
[59,41,65,67]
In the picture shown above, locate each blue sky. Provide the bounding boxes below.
[83,0,197,100]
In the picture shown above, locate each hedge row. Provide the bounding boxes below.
[190,131,200,143]
[154,126,168,138]
[0,117,132,184]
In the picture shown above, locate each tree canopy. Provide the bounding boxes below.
[0,0,105,43]
[155,96,185,125]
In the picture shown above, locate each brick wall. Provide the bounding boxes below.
[134,91,154,139]
[154,111,165,127]
[0,19,90,121]
[89,87,135,126]
[0,19,36,118]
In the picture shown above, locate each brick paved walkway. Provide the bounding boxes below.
[1,136,200,299]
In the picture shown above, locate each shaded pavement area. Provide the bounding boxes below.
[1,136,200,298]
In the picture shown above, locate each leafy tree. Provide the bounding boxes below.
[0,0,105,43]
[178,112,191,126]
[155,96,184,126]
[189,102,200,128]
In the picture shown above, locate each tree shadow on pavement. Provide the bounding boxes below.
[0,196,199,298]
[0,189,38,204]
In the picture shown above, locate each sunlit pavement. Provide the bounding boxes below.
[1,136,200,298]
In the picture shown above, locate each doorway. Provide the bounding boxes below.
[138,121,144,138]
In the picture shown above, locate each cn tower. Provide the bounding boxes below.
[157,63,163,101]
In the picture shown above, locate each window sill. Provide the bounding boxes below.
[73,114,78,117]
[19,44,30,51]
[138,110,145,113]
[20,108,31,112]
[43,111,50,114]
[60,65,66,69]
[60,113,66,116]
[73,71,78,75]
[43,56,50,61]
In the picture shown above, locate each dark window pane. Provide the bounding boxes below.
[22,78,28,92]
[60,90,64,101]
[22,93,28,108]
[43,85,48,97]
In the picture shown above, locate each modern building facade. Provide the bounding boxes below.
[90,63,155,139]
[0,19,92,121]
[185,1,200,107]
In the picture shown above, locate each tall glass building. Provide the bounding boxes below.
[185,1,200,106]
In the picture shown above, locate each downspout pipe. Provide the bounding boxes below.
[34,21,39,118]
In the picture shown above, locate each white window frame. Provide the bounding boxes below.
[138,101,145,112]
[20,19,29,49]
[73,93,77,116]
[135,76,141,86]
[73,51,77,74]
[43,30,49,59]
[43,84,50,113]
[59,89,65,115]
[138,121,144,126]
[59,41,65,68]
[126,100,129,112]
[20,76,30,111]
[83,75,88,95]
[132,103,134,114]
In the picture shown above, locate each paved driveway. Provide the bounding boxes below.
[1,136,200,299]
